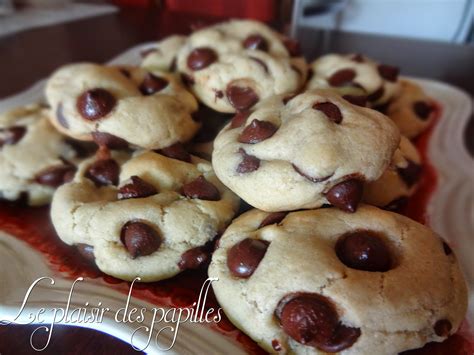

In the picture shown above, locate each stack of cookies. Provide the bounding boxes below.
[0,19,467,354]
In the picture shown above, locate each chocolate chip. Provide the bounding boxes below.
[92,132,129,150]
[139,73,169,95]
[85,158,120,186]
[384,196,408,212]
[378,64,399,82]
[76,243,95,262]
[227,238,269,278]
[65,139,98,158]
[442,241,452,255]
[397,159,422,188]
[226,85,259,111]
[351,54,364,63]
[0,126,26,147]
[328,69,356,87]
[259,212,287,228]
[293,164,333,183]
[271,340,282,351]
[35,164,76,187]
[178,246,210,270]
[318,323,362,353]
[182,175,220,201]
[237,148,260,173]
[77,88,116,121]
[118,176,157,200]
[140,47,157,58]
[413,101,433,120]
[313,102,343,124]
[342,95,367,107]
[187,47,217,71]
[283,38,301,57]
[367,86,385,102]
[238,119,277,144]
[215,90,224,99]
[434,319,452,337]
[56,103,69,129]
[326,179,363,213]
[249,57,269,73]
[243,34,269,51]
[283,94,297,105]
[120,221,162,258]
[181,73,195,86]
[157,143,191,162]
[336,230,392,271]
[230,111,251,129]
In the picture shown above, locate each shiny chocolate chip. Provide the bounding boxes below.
[238,119,278,144]
[367,87,384,102]
[35,164,76,187]
[157,143,191,162]
[259,212,287,228]
[249,57,269,73]
[56,103,69,129]
[342,95,367,107]
[76,243,95,262]
[327,69,356,87]
[92,132,128,150]
[230,111,251,129]
[77,88,116,121]
[85,158,120,186]
[378,64,399,82]
[243,34,269,51]
[293,164,333,183]
[413,101,434,120]
[237,148,260,173]
[121,221,162,258]
[434,319,452,337]
[139,73,169,95]
[187,47,217,71]
[178,246,210,270]
[318,323,362,353]
[182,175,220,201]
[118,176,157,200]
[0,126,26,147]
[227,238,270,278]
[397,159,422,188]
[313,102,343,124]
[326,179,363,213]
[336,230,392,272]
[226,85,259,111]
[283,38,301,57]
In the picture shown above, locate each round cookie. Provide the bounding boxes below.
[364,136,422,211]
[176,19,307,113]
[209,206,468,354]
[307,53,401,108]
[0,104,86,206]
[51,148,239,282]
[386,80,436,139]
[45,63,200,150]
[212,89,400,213]
[141,35,187,72]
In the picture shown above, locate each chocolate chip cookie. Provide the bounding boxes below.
[51,148,239,282]
[212,89,400,212]
[176,19,307,113]
[209,206,468,354]
[0,104,85,206]
[141,35,187,72]
[45,63,200,150]
[307,53,401,108]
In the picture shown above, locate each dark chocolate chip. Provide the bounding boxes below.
[413,101,434,120]
[85,158,120,186]
[283,38,301,57]
[293,164,333,183]
[35,164,76,187]
[215,90,224,99]
[118,176,157,200]
[238,119,278,144]
[442,241,452,255]
[181,73,195,86]
[434,319,452,337]
[77,88,116,121]
[120,221,162,258]
[76,243,95,262]
[249,57,269,73]
[237,148,260,173]
[226,85,259,111]
[259,212,287,228]
[378,64,399,82]
[326,179,363,213]
[336,230,392,272]
[271,339,282,351]
[384,196,408,212]
[313,102,343,124]
[187,47,217,71]
[327,69,356,87]
[92,132,129,150]
[56,103,69,129]
[342,95,367,107]
[140,47,157,58]
[182,175,220,201]
[318,323,362,353]
[243,34,269,51]
[397,159,422,188]
[0,126,26,148]
[227,238,270,278]
[139,73,169,95]
[157,143,191,162]
[367,87,385,102]
[230,111,251,129]
[351,54,364,63]
[178,246,210,270]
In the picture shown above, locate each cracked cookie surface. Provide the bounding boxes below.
[208,206,468,354]
[51,149,239,282]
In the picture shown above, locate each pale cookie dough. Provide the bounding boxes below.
[212,89,400,213]
[45,63,200,150]
[176,19,307,113]
[51,149,239,282]
[307,53,401,107]
[364,136,422,211]
[209,205,468,355]
[0,104,84,206]
[141,35,187,72]
[386,80,437,139]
